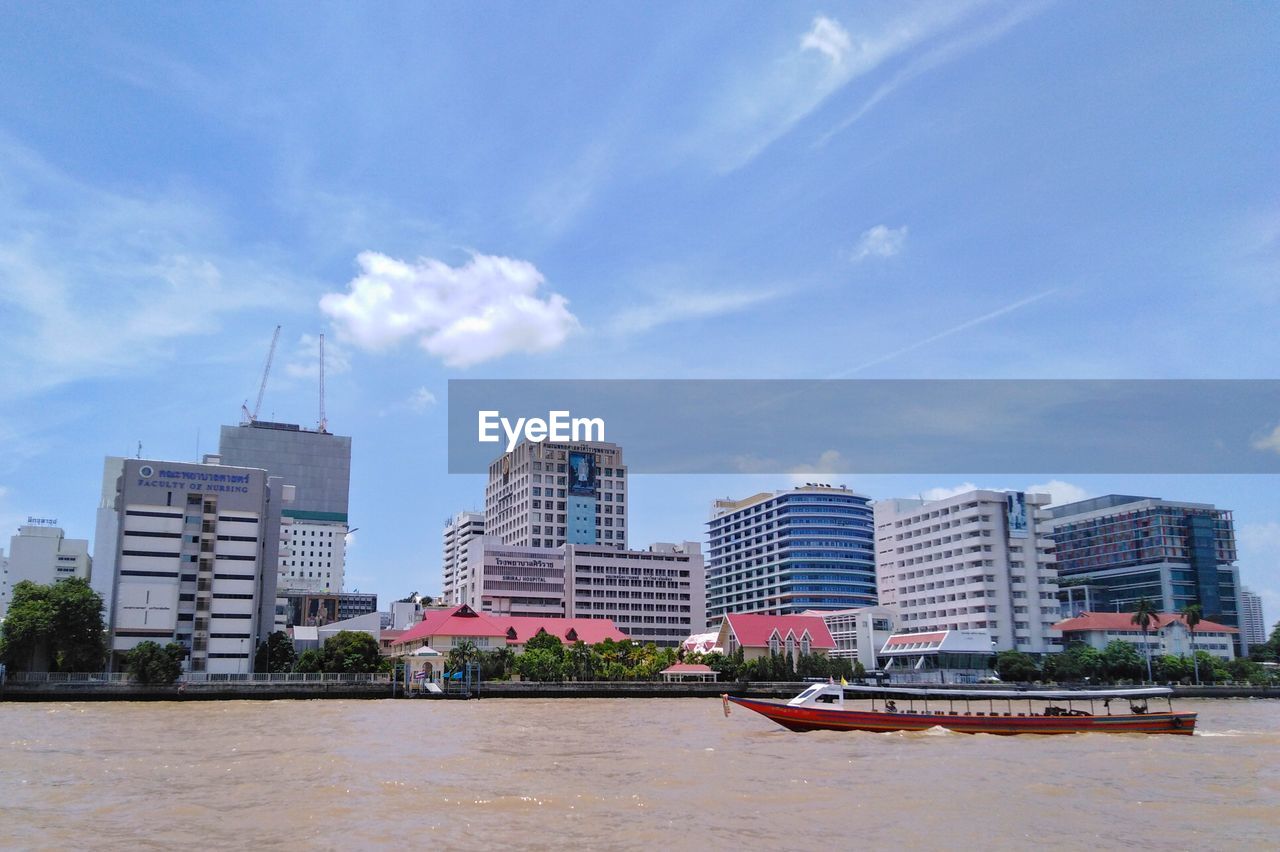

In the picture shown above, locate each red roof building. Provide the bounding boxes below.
[1052,611,1238,661]
[386,604,627,655]
[714,613,836,662]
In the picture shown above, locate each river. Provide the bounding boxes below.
[2,698,1277,849]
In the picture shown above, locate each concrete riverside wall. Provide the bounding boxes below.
[1,680,397,701]
[4,680,1276,702]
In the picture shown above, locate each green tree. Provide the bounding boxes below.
[995,650,1040,683]
[1181,604,1203,685]
[1130,598,1160,683]
[1042,643,1103,682]
[321,631,385,673]
[0,578,106,672]
[514,631,568,681]
[446,639,480,673]
[1153,654,1192,683]
[1249,621,1280,663]
[1101,640,1144,682]
[294,648,325,673]
[123,641,185,685]
[254,631,297,674]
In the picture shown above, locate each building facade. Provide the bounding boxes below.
[444,536,706,647]
[458,537,567,618]
[441,511,485,606]
[1053,611,1238,661]
[714,613,837,662]
[565,541,705,647]
[800,606,897,672]
[705,484,876,624]
[1239,587,1266,652]
[875,490,1060,654]
[1,522,91,619]
[1046,496,1242,639]
[103,458,287,674]
[218,421,352,595]
[484,440,627,549]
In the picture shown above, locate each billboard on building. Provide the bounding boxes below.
[568,451,597,496]
[1007,492,1029,538]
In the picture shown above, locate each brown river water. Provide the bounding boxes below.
[2,698,1277,850]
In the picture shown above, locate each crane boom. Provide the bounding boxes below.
[251,325,281,422]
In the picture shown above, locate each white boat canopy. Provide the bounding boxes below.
[839,685,1173,700]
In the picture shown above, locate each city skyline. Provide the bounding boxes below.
[1,4,1277,623]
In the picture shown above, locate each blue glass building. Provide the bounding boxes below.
[1048,495,1241,635]
[705,484,876,623]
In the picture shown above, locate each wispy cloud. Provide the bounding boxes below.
[283,333,352,380]
[320,251,580,368]
[816,1,1053,147]
[834,289,1058,376]
[688,4,988,173]
[609,287,779,336]
[1026,479,1091,506]
[850,224,908,261]
[0,136,304,400]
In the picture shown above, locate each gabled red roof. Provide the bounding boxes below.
[724,613,836,649]
[396,604,507,645]
[1053,612,1238,634]
[661,663,714,674]
[503,616,628,645]
[394,605,629,648]
[884,631,947,647]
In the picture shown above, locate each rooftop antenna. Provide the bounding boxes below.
[242,324,282,424]
[136,441,142,459]
[317,332,328,433]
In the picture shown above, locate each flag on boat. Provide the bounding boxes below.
[840,677,848,686]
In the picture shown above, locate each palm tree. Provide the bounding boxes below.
[1181,603,1203,685]
[1131,597,1159,683]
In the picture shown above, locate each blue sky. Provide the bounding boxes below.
[1,3,1277,623]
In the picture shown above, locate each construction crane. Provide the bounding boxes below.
[317,332,328,433]
[241,325,281,424]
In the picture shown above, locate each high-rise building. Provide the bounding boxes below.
[1046,495,1242,637]
[565,541,705,646]
[484,439,626,549]
[102,458,288,674]
[441,511,485,606]
[92,457,126,622]
[1239,587,1266,653]
[0,522,91,619]
[218,421,352,595]
[875,490,1060,654]
[705,484,876,624]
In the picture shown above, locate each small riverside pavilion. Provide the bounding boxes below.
[660,663,718,682]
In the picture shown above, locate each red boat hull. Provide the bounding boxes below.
[727,696,1196,735]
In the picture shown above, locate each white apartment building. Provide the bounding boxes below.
[1239,586,1266,652]
[875,490,1060,654]
[565,541,706,647]
[484,440,626,549]
[1,522,92,619]
[104,458,287,674]
[441,511,485,606]
[278,517,347,594]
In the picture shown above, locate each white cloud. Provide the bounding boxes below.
[284,333,352,380]
[1252,424,1280,455]
[407,387,436,411]
[920,482,981,501]
[689,5,984,172]
[610,287,779,336]
[801,16,853,65]
[850,224,907,261]
[1026,480,1091,507]
[319,251,579,368]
